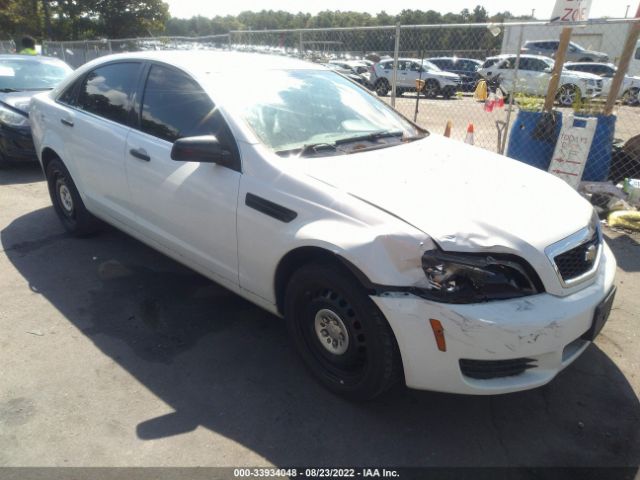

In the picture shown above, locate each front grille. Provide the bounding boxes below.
[554,232,600,282]
[460,358,537,380]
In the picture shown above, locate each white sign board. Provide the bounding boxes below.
[548,114,597,189]
[551,0,592,22]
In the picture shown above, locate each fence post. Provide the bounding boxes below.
[391,23,401,108]
[299,31,304,58]
[501,25,525,154]
[83,40,88,64]
[604,18,640,115]
[227,33,232,51]
[108,39,112,54]
[61,42,66,62]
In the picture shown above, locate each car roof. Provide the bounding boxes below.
[484,54,553,61]
[428,57,481,62]
[78,51,321,75]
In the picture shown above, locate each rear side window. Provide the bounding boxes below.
[140,64,227,144]
[77,62,140,125]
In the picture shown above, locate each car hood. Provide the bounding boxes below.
[299,135,593,253]
[561,69,600,81]
[430,70,459,80]
[0,90,41,114]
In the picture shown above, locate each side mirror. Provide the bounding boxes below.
[544,67,552,73]
[171,135,234,167]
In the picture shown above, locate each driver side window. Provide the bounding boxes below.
[140,64,230,146]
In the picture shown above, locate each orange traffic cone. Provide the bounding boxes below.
[443,120,452,138]
[465,123,474,145]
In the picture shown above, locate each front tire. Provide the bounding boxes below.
[375,79,390,97]
[45,158,99,236]
[557,84,579,107]
[424,79,440,98]
[622,87,640,106]
[284,262,402,401]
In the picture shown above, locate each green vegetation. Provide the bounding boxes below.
[1,2,531,41]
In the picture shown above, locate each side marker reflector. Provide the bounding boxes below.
[429,319,447,352]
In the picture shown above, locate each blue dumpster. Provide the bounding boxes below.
[507,111,616,182]
[575,114,616,182]
[506,110,562,171]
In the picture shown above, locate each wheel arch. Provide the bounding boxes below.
[274,246,376,315]
[41,147,62,174]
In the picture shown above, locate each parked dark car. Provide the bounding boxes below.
[428,57,482,92]
[0,54,72,167]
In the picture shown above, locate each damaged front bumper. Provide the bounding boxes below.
[371,242,617,395]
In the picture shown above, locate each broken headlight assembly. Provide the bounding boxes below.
[419,249,544,303]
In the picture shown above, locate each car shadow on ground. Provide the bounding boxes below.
[0,163,43,186]
[2,206,640,470]
[605,232,640,273]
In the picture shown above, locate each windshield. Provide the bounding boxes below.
[217,69,424,155]
[421,60,442,72]
[569,42,585,52]
[0,58,72,91]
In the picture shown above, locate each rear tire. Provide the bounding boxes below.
[284,262,402,401]
[45,158,100,236]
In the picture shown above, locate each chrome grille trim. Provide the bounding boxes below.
[545,220,602,288]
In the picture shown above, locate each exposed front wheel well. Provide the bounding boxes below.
[41,147,62,174]
[274,246,375,315]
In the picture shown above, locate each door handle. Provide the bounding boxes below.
[60,118,74,127]
[129,148,150,162]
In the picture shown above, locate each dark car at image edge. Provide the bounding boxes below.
[0,54,73,167]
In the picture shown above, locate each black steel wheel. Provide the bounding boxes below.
[284,262,402,400]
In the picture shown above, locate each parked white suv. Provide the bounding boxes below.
[565,62,640,106]
[478,54,603,105]
[371,58,462,98]
[30,52,616,400]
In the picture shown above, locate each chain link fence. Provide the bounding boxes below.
[7,18,640,209]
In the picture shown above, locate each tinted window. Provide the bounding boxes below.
[77,63,140,124]
[635,47,640,60]
[140,65,225,144]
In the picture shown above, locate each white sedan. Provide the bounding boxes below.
[29,51,616,400]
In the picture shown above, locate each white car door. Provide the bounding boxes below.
[124,63,241,284]
[65,62,143,223]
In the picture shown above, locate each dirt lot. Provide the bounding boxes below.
[386,94,640,153]
[1,159,639,472]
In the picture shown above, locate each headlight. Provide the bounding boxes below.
[587,79,597,86]
[0,103,29,127]
[419,250,543,303]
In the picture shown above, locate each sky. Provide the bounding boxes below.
[166,0,635,20]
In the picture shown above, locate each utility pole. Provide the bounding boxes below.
[531,8,536,19]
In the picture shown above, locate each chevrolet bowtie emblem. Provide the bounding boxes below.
[585,244,597,263]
